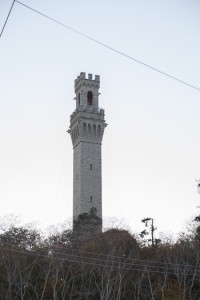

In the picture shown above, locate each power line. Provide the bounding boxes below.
[0,240,200,273]
[0,0,16,38]
[0,244,199,275]
[48,245,200,271]
[0,239,197,269]
[0,240,186,268]
[15,0,200,92]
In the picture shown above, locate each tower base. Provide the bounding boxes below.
[73,207,102,239]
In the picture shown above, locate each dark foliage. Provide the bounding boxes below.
[0,216,200,299]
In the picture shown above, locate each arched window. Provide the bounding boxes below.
[74,127,78,142]
[82,123,86,137]
[97,125,101,139]
[92,124,96,139]
[76,126,79,139]
[88,123,91,138]
[78,93,80,106]
[72,129,75,144]
[87,91,93,106]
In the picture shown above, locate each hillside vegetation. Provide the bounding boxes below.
[0,215,200,300]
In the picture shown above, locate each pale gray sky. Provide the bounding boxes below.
[0,0,200,236]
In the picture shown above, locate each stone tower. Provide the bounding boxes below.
[68,72,106,232]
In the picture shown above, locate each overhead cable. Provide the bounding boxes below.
[15,0,200,92]
[0,0,16,38]
[0,244,199,275]
[0,240,200,274]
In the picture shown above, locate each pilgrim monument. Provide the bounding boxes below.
[68,72,106,232]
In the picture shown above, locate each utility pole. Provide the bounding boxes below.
[140,217,160,247]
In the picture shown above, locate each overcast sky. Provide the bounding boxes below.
[0,0,200,237]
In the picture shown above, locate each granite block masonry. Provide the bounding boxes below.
[68,72,107,233]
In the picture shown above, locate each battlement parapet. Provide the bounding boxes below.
[70,105,104,120]
[75,72,100,86]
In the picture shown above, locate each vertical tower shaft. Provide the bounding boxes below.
[68,72,106,233]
